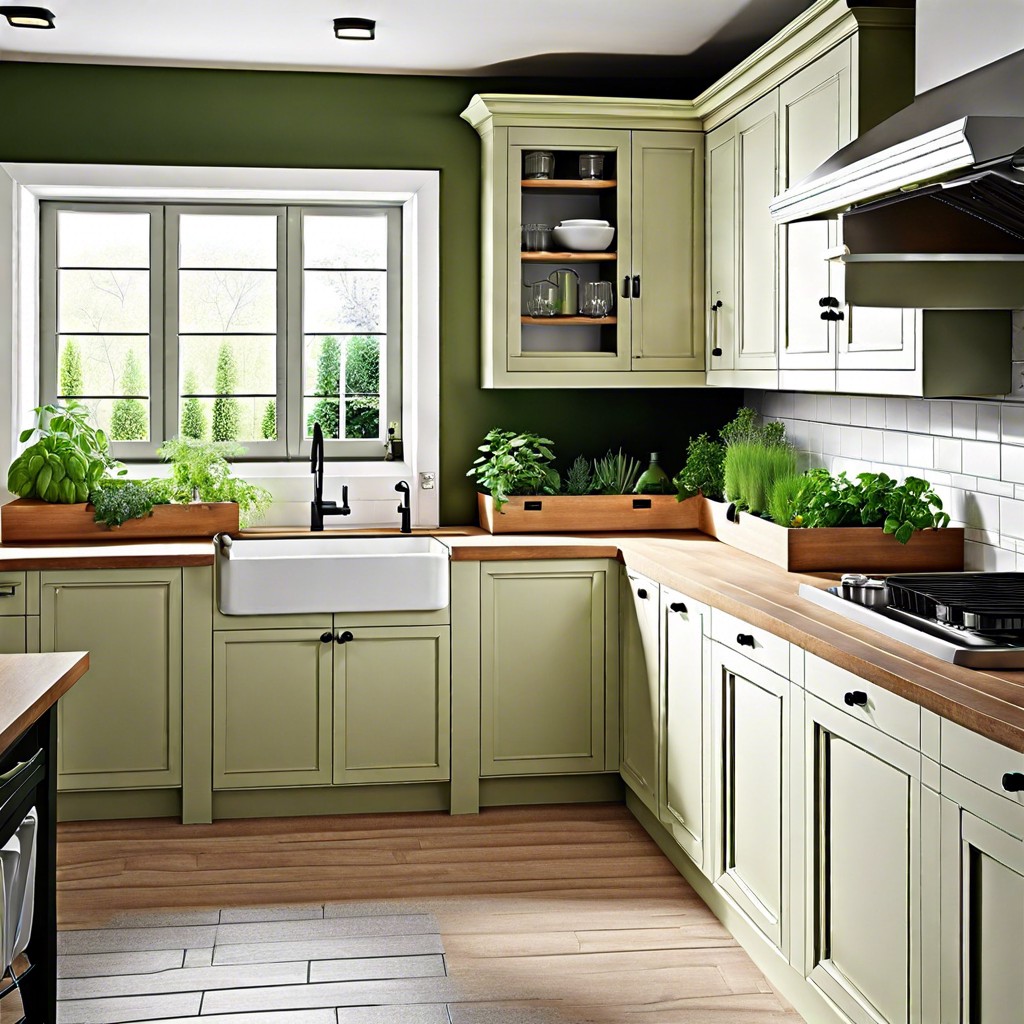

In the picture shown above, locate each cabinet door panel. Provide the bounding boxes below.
[214,629,332,789]
[481,561,611,776]
[621,572,660,813]
[706,121,737,371]
[43,571,182,791]
[807,696,919,1024]
[660,589,709,871]
[735,92,779,369]
[0,618,25,654]
[780,42,852,369]
[840,307,916,371]
[712,644,788,951]
[941,800,1024,1024]
[631,130,703,370]
[334,626,450,785]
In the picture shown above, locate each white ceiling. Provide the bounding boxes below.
[0,0,764,75]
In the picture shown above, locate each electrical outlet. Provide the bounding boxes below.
[419,472,436,490]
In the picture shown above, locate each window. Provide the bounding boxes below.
[40,202,402,459]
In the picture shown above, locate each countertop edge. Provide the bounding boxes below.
[0,651,89,754]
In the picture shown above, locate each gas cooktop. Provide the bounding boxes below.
[799,572,1024,669]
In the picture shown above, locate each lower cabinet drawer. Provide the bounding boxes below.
[0,574,27,617]
[710,607,790,678]
[942,718,1024,808]
[804,653,920,749]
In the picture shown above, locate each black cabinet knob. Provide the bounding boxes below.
[818,296,839,308]
[844,690,869,707]
[320,631,334,644]
[632,275,641,299]
[820,308,846,322]
[622,276,631,299]
[1002,772,1024,793]
[670,601,687,614]
[710,300,723,312]
[736,633,755,648]
[711,347,723,357]
[336,630,355,644]
[636,588,648,600]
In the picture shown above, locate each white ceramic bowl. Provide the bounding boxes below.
[552,224,615,252]
[558,218,610,227]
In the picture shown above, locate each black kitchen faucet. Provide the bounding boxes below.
[310,421,351,531]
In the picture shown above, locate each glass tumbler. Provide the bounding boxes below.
[578,152,605,179]
[580,280,614,317]
[522,223,553,251]
[524,150,555,179]
[525,280,559,317]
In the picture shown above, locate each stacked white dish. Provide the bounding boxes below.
[553,219,615,251]
[0,808,37,976]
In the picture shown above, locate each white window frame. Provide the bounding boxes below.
[0,163,440,528]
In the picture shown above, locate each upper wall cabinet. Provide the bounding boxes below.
[700,0,915,392]
[461,96,704,389]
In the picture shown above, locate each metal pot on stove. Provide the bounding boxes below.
[840,574,890,608]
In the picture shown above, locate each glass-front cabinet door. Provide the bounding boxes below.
[506,127,633,374]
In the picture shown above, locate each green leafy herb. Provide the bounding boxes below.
[89,481,161,528]
[563,455,594,496]
[592,449,642,495]
[467,430,560,511]
[767,474,809,527]
[723,442,797,515]
[157,438,272,527]
[673,433,726,501]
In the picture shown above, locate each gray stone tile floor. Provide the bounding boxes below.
[45,903,573,1024]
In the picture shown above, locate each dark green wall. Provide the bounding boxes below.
[0,61,738,523]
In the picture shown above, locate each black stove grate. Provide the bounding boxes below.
[886,572,1024,632]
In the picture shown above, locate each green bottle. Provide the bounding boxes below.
[634,452,673,495]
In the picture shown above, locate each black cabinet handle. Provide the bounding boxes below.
[725,502,739,523]
[844,690,869,707]
[636,588,648,600]
[820,308,846,322]
[1002,772,1024,793]
[710,300,723,312]
[632,275,641,298]
[336,630,354,644]
[320,631,334,644]
[622,276,631,299]
[818,296,839,308]
[670,601,687,614]
[711,348,723,357]
[736,633,755,648]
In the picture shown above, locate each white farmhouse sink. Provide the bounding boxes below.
[218,536,450,615]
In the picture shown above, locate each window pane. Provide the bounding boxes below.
[303,335,382,441]
[57,210,150,269]
[303,213,388,269]
[179,214,278,269]
[178,270,276,333]
[58,335,149,398]
[72,398,150,441]
[178,396,272,444]
[303,271,385,333]
[58,269,149,333]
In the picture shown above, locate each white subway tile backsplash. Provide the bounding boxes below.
[1002,444,1024,483]
[850,396,867,426]
[906,433,933,470]
[816,395,832,422]
[976,403,1000,442]
[961,440,1000,480]
[840,426,862,458]
[906,401,931,434]
[1001,403,1024,445]
[861,429,885,461]
[882,431,908,466]
[934,437,962,473]
[930,401,953,436]
[958,491,999,533]
[999,497,1024,540]
[951,402,977,439]
[830,395,851,424]
[794,394,816,420]
[884,398,907,431]
[866,397,886,425]
[822,424,841,454]
[977,477,1015,498]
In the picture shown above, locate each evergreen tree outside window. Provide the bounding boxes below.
[109,349,148,441]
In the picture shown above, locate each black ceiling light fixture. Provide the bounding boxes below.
[334,17,375,40]
[0,6,56,28]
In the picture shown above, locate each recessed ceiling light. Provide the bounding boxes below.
[334,17,375,41]
[0,5,55,28]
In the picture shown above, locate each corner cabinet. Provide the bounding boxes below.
[0,573,28,654]
[461,95,704,388]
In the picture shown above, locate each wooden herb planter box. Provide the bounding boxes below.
[0,499,239,544]
[700,498,964,573]
[478,492,701,534]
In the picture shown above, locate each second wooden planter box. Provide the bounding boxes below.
[0,499,239,544]
[478,492,701,534]
[700,498,964,573]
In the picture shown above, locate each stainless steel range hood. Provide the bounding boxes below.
[769,49,1024,308]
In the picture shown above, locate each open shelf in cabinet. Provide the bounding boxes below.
[521,251,617,262]
[521,315,617,326]
[521,179,617,190]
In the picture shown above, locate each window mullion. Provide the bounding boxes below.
[285,207,301,458]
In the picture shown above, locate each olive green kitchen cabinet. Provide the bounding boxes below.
[803,693,923,1024]
[939,722,1024,1024]
[620,570,661,815]
[334,625,450,785]
[461,95,705,388]
[710,637,791,954]
[705,91,781,388]
[40,569,182,791]
[213,627,334,789]
[214,622,451,789]
[659,585,711,873]
[0,573,27,654]
[480,560,617,777]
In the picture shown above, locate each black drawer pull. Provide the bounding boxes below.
[736,633,755,648]
[844,690,868,707]
[622,276,631,299]
[670,602,687,614]
[636,589,648,600]
[1002,772,1024,793]
[336,630,354,644]
[0,585,16,598]
[319,631,333,644]
[632,498,652,509]
[0,749,45,815]
[524,500,543,511]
